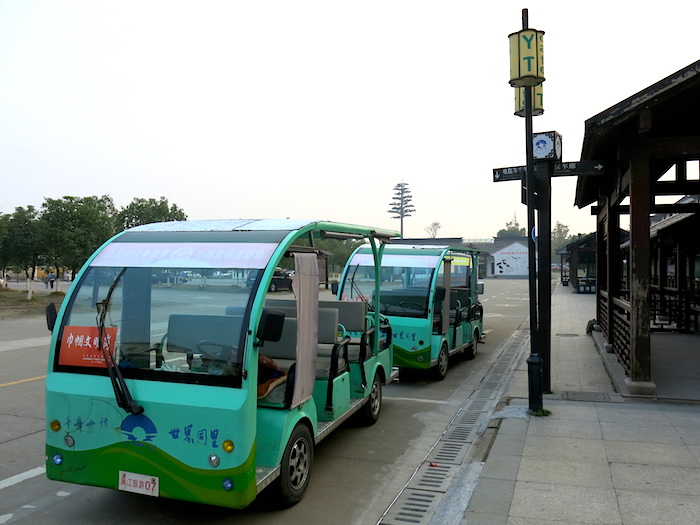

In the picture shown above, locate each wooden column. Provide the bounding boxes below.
[628,148,652,384]
[678,241,689,330]
[607,202,621,342]
[596,204,607,332]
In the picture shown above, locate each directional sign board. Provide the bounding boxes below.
[552,160,604,177]
[493,166,526,182]
[494,160,604,182]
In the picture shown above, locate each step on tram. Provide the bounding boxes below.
[44,219,397,508]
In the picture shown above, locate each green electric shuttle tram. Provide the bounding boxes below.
[336,244,484,380]
[44,219,397,508]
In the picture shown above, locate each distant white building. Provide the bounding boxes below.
[492,241,529,277]
[470,237,529,278]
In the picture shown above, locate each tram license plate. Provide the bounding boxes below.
[118,471,160,497]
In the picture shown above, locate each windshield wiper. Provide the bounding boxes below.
[96,268,144,415]
[349,265,366,301]
[348,264,372,309]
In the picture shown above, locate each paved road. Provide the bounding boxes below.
[0,279,530,525]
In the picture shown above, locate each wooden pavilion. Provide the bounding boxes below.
[574,60,700,395]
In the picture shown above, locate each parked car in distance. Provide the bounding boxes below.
[246,268,293,292]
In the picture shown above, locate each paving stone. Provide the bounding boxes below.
[610,463,700,495]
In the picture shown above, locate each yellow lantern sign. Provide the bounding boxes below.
[515,84,544,117]
[509,29,545,87]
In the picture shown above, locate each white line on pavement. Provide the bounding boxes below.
[0,467,45,491]
[384,396,447,405]
[0,337,51,353]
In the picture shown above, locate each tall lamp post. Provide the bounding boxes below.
[509,8,545,412]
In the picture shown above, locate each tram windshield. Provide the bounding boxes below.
[339,252,439,318]
[54,256,266,388]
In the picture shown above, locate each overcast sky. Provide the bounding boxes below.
[1,1,698,240]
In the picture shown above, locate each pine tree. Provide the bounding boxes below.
[387,182,416,238]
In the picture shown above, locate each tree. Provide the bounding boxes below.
[0,213,10,279]
[115,197,187,232]
[4,206,43,297]
[424,222,441,238]
[387,182,416,238]
[551,221,575,258]
[39,195,117,280]
[496,213,527,237]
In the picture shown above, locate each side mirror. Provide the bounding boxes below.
[46,302,57,333]
[476,282,484,295]
[330,281,338,295]
[434,286,446,301]
[256,309,285,344]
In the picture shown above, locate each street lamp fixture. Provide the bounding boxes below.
[508,28,545,87]
[515,84,544,117]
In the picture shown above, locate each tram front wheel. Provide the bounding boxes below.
[431,343,449,381]
[275,423,314,507]
[355,371,382,426]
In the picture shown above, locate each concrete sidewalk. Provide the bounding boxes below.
[462,282,700,525]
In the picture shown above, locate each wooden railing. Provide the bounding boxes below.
[598,290,609,340]
[611,296,631,375]
[650,286,700,332]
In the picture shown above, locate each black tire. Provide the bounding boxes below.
[269,282,277,292]
[398,367,419,382]
[431,344,449,381]
[464,330,479,360]
[275,423,313,507]
[355,371,382,425]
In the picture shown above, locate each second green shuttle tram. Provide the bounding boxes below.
[337,244,484,380]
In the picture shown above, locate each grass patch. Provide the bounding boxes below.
[0,288,65,319]
[529,408,552,417]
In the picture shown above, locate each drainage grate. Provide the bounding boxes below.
[426,440,470,465]
[479,381,501,391]
[381,489,443,525]
[454,408,482,426]
[473,389,497,400]
[442,408,482,443]
[556,333,580,337]
[465,398,491,411]
[442,424,478,443]
[407,463,460,492]
[379,330,530,525]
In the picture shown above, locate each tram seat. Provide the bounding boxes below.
[262,300,350,409]
[453,288,472,310]
[316,308,349,377]
[432,290,465,333]
[165,314,242,357]
[320,300,373,364]
[261,312,348,378]
[262,317,298,371]
[259,311,348,411]
[449,289,470,324]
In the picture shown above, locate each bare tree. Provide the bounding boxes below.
[424,222,441,238]
[387,182,416,238]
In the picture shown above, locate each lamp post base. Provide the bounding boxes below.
[527,352,544,411]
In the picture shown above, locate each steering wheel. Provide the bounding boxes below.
[399,301,424,311]
[195,341,236,359]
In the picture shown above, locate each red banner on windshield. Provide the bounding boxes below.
[59,326,118,367]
